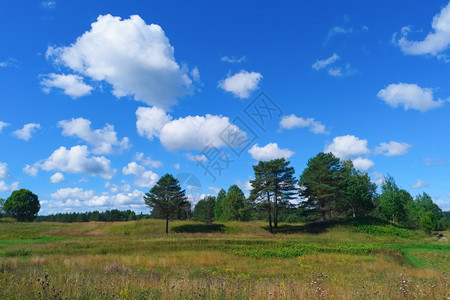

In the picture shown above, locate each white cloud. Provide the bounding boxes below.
[38,145,114,179]
[352,157,374,171]
[371,172,385,186]
[395,3,450,57]
[375,141,411,157]
[23,164,38,176]
[327,64,355,77]
[327,26,353,38]
[159,114,244,151]
[377,83,444,112]
[41,1,56,9]
[46,14,193,109]
[51,187,95,202]
[0,162,10,179]
[122,162,158,188]
[106,182,131,193]
[185,153,207,162]
[190,67,201,83]
[218,70,262,99]
[48,187,138,210]
[136,107,246,151]
[50,172,65,183]
[312,53,340,70]
[0,181,19,193]
[136,106,172,140]
[325,135,370,159]
[280,114,328,134]
[237,180,252,191]
[174,163,180,170]
[0,121,10,133]
[411,179,429,189]
[248,143,294,161]
[221,55,246,63]
[0,57,17,68]
[135,152,162,168]
[41,74,93,98]
[58,117,129,154]
[208,186,221,194]
[312,54,355,77]
[13,123,41,141]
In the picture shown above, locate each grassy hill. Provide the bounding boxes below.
[0,218,448,299]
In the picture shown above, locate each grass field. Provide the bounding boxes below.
[0,218,448,299]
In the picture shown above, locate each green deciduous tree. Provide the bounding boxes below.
[221,185,246,221]
[214,189,226,221]
[144,174,189,234]
[377,175,411,224]
[192,196,216,223]
[337,160,377,218]
[3,189,40,222]
[299,152,341,221]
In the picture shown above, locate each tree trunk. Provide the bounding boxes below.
[267,192,273,233]
[274,196,278,229]
[268,207,273,234]
[165,216,169,234]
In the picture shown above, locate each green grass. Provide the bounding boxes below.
[0,218,448,299]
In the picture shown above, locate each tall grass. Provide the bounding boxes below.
[0,219,448,299]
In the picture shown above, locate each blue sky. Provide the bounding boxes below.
[1,0,450,214]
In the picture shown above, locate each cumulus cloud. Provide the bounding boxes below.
[50,172,65,183]
[375,141,411,157]
[0,121,10,133]
[395,2,450,57]
[0,181,19,193]
[46,14,193,109]
[411,179,429,189]
[248,143,294,161]
[351,157,374,171]
[41,73,93,98]
[105,182,131,193]
[43,187,146,214]
[221,55,246,63]
[135,152,162,168]
[0,162,10,179]
[377,83,445,112]
[122,162,158,188]
[173,163,180,170]
[136,106,172,140]
[161,114,245,151]
[38,145,114,179]
[58,117,129,154]
[218,70,262,99]
[280,114,328,134]
[13,123,41,141]
[325,135,370,160]
[23,165,39,176]
[136,106,248,151]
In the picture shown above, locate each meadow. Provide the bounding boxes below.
[0,218,448,299]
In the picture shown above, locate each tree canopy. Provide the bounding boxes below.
[250,158,296,232]
[144,174,189,234]
[3,189,40,222]
[299,152,341,221]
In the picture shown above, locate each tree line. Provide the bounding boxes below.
[1,152,449,233]
[144,153,449,234]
